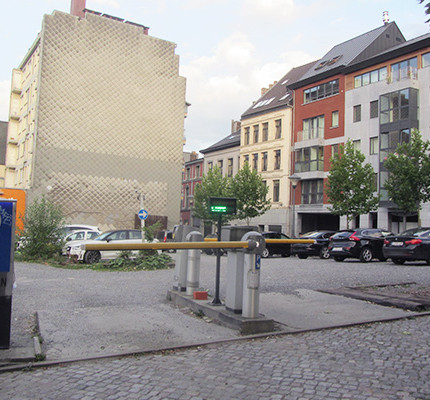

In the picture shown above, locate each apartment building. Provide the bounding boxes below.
[344,32,430,232]
[4,0,186,230]
[0,121,7,187]
[181,152,204,227]
[289,22,406,234]
[200,120,241,180]
[239,63,313,233]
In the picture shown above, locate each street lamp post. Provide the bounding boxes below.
[288,174,301,238]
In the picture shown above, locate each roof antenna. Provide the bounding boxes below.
[383,11,389,25]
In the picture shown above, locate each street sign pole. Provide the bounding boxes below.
[211,214,223,305]
[208,197,237,306]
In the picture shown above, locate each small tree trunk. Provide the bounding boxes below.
[403,214,407,232]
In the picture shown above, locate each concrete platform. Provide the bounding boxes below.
[167,290,275,335]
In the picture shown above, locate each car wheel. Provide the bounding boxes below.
[298,254,308,259]
[261,248,270,258]
[359,247,373,263]
[319,246,330,259]
[84,250,101,264]
[334,256,345,262]
[392,258,406,265]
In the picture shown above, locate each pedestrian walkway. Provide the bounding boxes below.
[1,315,429,399]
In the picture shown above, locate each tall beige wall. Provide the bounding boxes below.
[8,11,186,230]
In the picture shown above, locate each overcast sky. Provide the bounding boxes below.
[1,0,429,154]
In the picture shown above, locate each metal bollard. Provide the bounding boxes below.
[172,225,196,292]
[225,249,245,313]
[186,231,203,296]
[241,231,265,318]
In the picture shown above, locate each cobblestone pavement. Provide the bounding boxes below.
[1,315,429,400]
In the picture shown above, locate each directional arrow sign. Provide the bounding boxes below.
[138,209,148,220]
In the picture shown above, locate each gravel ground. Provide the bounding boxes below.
[9,254,430,360]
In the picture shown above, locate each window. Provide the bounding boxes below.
[274,150,281,170]
[208,161,213,170]
[354,67,387,88]
[301,179,323,204]
[370,100,378,119]
[380,88,418,124]
[244,127,250,145]
[353,140,361,151]
[227,158,233,177]
[262,122,268,141]
[331,111,339,128]
[275,119,282,139]
[304,79,339,103]
[253,125,259,143]
[218,160,223,175]
[380,129,411,163]
[391,57,418,82]
[273,180,280,202]
[370,137,378,155]
[196,165,200,178]
[244,155,249,165]
[302,115,324,140]
[261,152,268,171]
[331,144,339,158]
[353,105,361,122]
[295,146,324,172]
[186,167,190,180]
[422,52,430,68]
[252,153,258,171]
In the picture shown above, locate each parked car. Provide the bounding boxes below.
[61,229,101,255]
[261,231,291,258]
[383,227,430,265]
[67,229,143,264]
[60,224,101,237]
[328,228,393,262]
[292,230,336,259]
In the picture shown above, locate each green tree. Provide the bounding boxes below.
[326,140,379,228]
[18,195,65,260]
[384,129,430,230]
[193,166,233,223]
[231,162,271,225]
[419,0,430,23]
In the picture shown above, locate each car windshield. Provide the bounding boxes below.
[399,228,430,237]
[94,231,114,241]
[331,231,353,239]
[301,231,321,238]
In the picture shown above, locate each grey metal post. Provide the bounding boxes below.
[172,225,196,291]
[225,250,244,313]
[186,231,203,296]
[241,231,265,318]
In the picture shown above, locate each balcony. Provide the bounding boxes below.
[294,130,324,150]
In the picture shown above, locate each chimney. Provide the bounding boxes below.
[261,87,268,96]
[190,151,198,161]
[383,11,389,25]
[71,0,86,18]
[231,120,241,133]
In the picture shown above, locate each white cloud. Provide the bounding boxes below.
[0,80,10,121]
[183,0,230,9]
[242,0,298,23]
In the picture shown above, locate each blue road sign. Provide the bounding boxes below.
[138,209,148,220]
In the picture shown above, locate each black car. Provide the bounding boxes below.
[292,231,336,259]
[261,232,291,258]
[383,227,430,265]
[328,228,392,262]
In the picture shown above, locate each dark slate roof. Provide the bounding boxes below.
[345,32,430,73]
[0,121,7,164]
[290,22,406,89]
[241,61,315,119]
[200,129,241,154]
